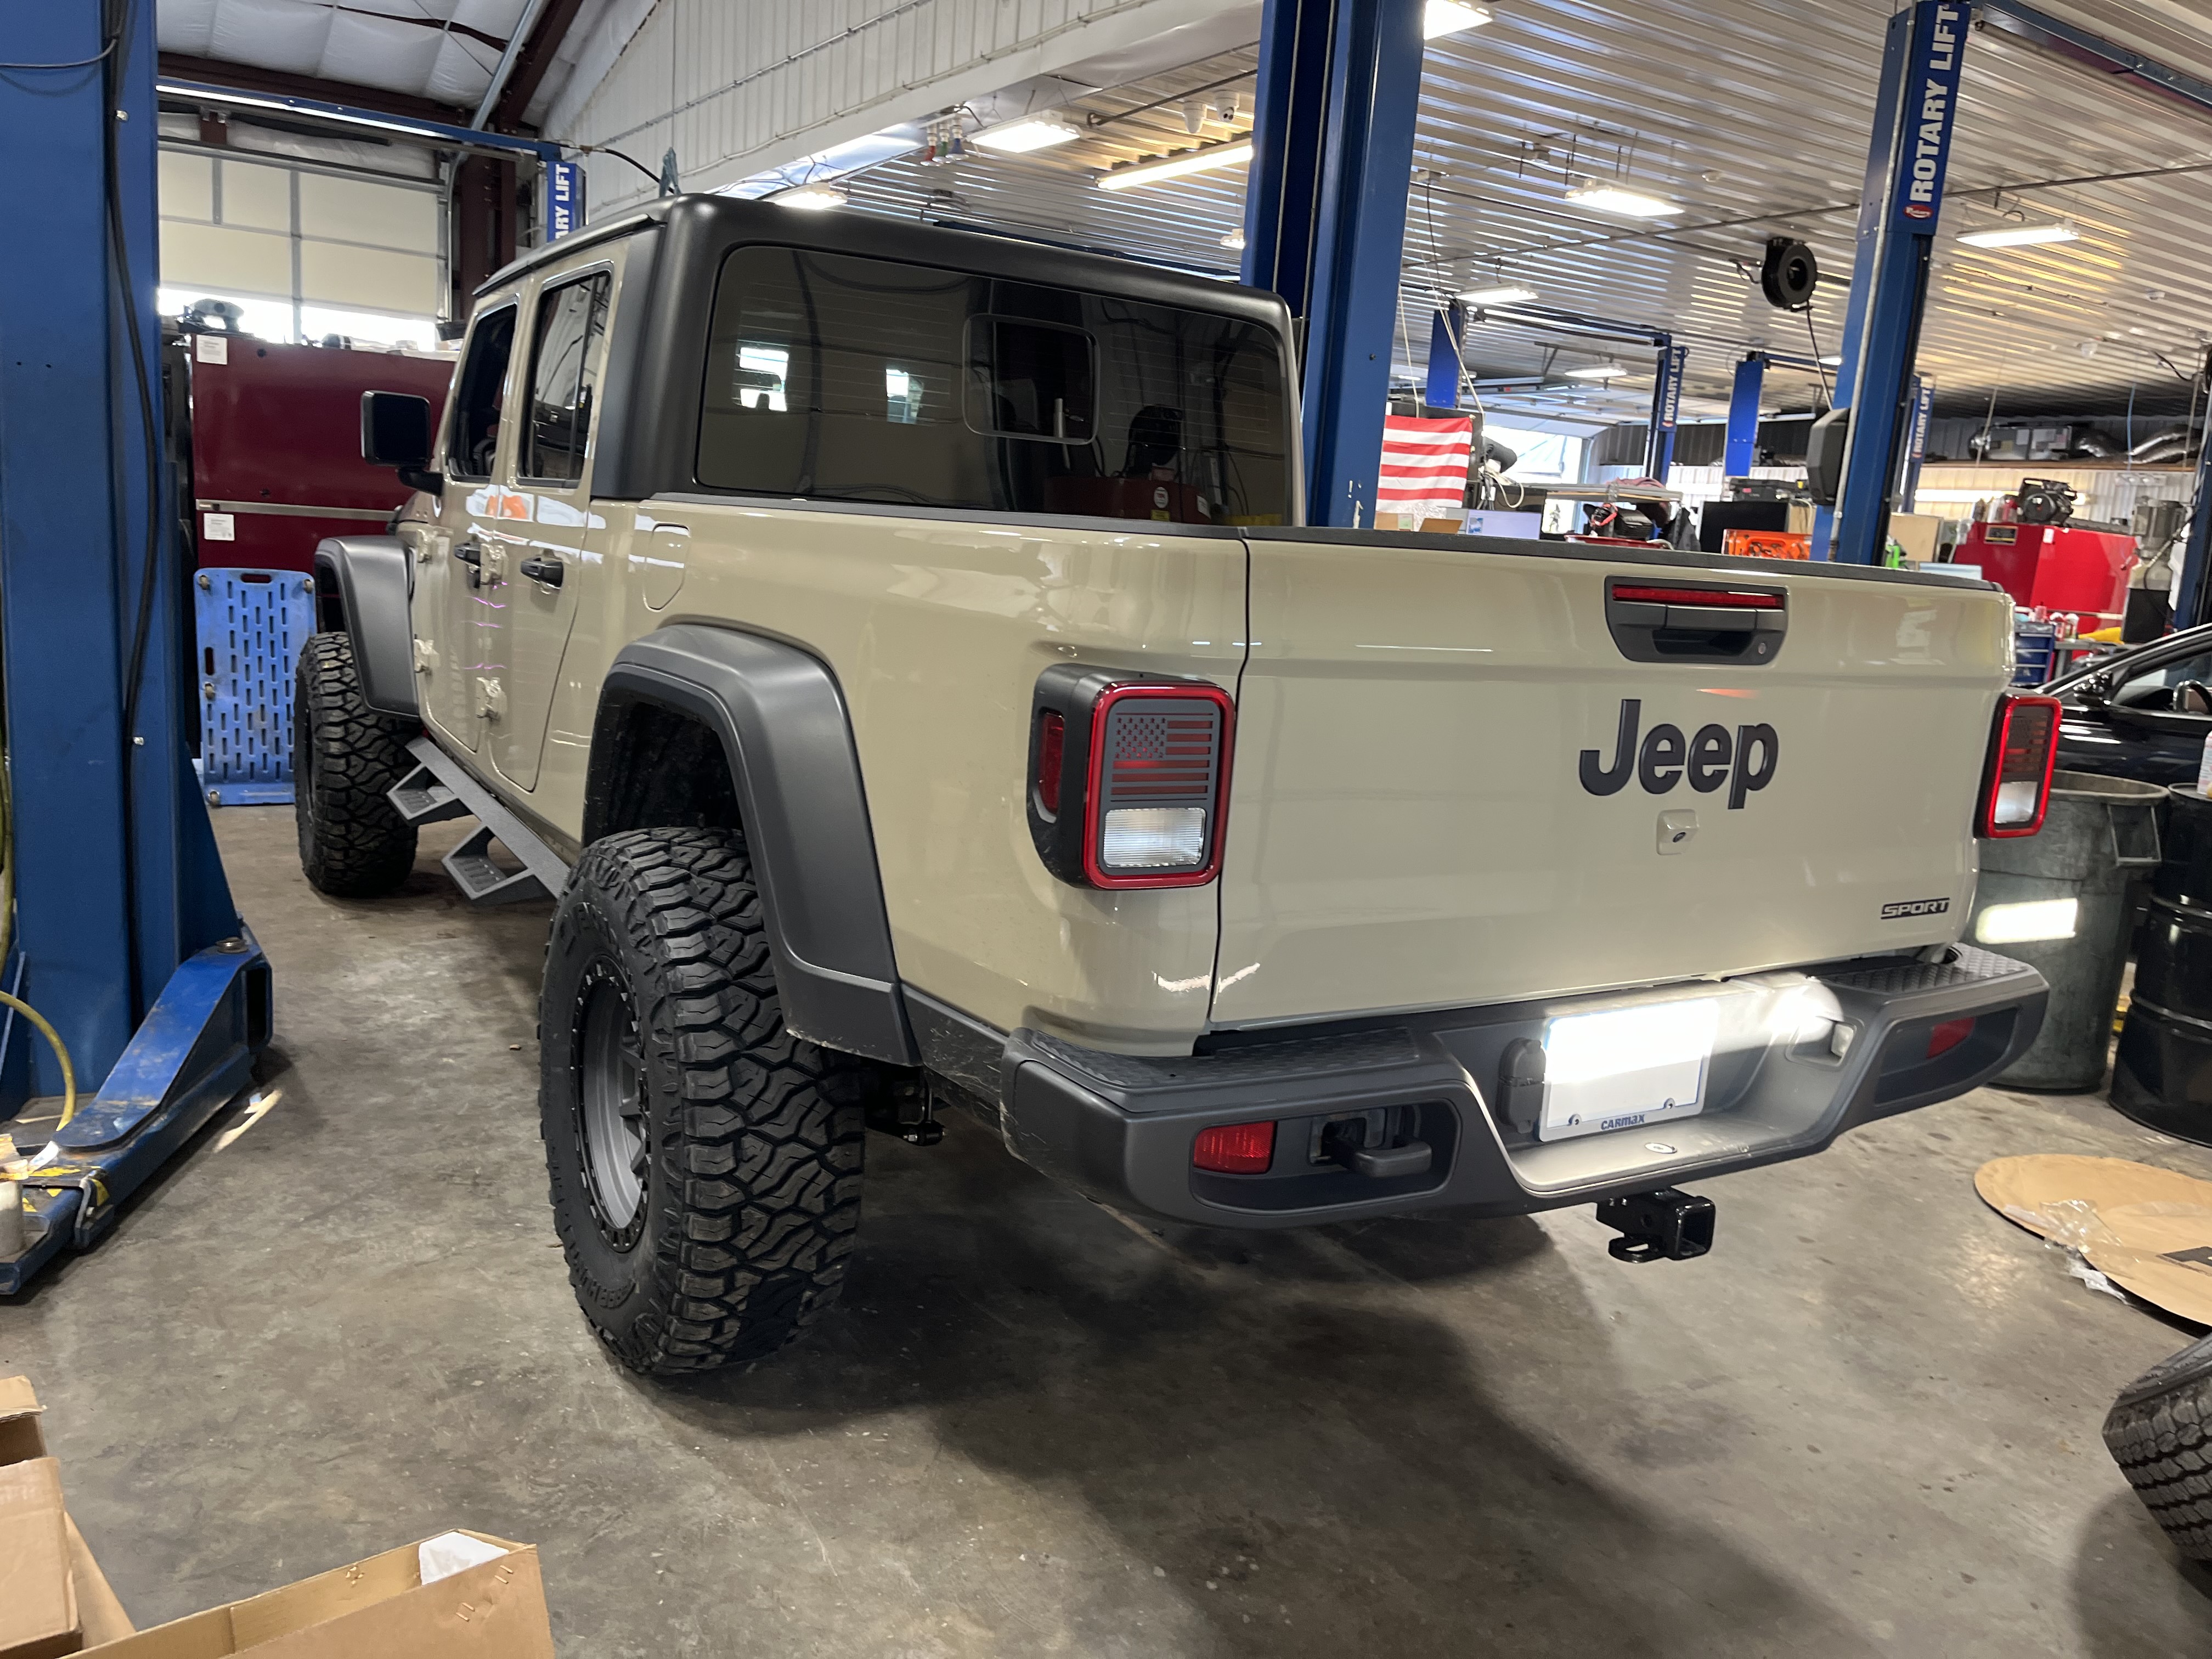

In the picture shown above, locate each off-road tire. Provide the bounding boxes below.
[2103,1333,2212,1558]
[540,826,872,1374]
[293,631,418,898]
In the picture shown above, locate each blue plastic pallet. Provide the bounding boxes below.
[193,568,315,806]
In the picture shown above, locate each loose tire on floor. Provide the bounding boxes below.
[293,631,419,898]
[2104,1332,2212,1557]
[540,826,872,1374]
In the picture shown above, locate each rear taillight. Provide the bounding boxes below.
[1193,1120,1274,1173]
[1027,667,1233,888]
[1976,693,2061,838]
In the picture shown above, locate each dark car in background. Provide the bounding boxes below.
[2049,623,2212,786]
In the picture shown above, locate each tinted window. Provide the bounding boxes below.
[523,273,611,483]
[697,245,1292,526]
[2113,648,2212,711]
[448,306,516,481]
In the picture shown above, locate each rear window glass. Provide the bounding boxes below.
[696,245,1292,526]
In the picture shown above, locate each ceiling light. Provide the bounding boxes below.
[973,115,1081,155]
[1457,283,1537,306]
[1563,180,1680,218]
[1565,360,1629,379]
[1424,0,1493,37]
[1221,229,1246,250]
[771,184,847,211]
[1097,140,1254,191]
[1819,354,1842,366]
[1956,218,2078,248]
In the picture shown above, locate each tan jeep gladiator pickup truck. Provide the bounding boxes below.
[301,194,2056,1375]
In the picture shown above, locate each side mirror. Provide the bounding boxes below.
[361,390,442,496]
[1804,407,1850,506]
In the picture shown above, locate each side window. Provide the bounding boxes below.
[522,273,612,484]
[447,306,516,482]
[2114,649,2212,711]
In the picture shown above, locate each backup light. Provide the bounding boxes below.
[974,116,1081,155]
[1102,807,1207,870]
[1097,141,1254,191]
[1193,1120,1275,1174]
[1976,694,2061,838]
[771,184,847,210]
[1458,283,1538,306]
[1958,219,2078,249]
[1564,181,1680,218]
[1424,0,1493,36]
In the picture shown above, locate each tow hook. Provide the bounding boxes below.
[867,1077,943,1146]
[1596,1188,1716,1263]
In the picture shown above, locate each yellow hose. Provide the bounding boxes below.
[0,758,79,1131]
[0,991,75,1132]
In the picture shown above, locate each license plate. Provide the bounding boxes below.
[1537,998,1719,1143]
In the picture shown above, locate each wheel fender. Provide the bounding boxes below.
[312,535,418,719]
[587,625,917,1066]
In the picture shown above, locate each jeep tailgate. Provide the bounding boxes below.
[1207,531,2014,1030]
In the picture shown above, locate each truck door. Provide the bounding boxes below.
[485,264,612,793]
[422,298,521,755]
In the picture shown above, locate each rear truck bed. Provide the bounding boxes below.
[983,533,2051,1240]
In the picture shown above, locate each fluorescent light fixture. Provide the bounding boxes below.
[1097,140,1254,191]
[1424,0,1493,36]
[1957,218,2078,249]
[1564,180,1679,218]
[973,115,1081,154]
[1564,360,1629,379]
[1221,229,1246,249]
[1820,354,1842,366]
[1975,898,2079,945]
[771,184,847,211]
[1458,283,1538,306]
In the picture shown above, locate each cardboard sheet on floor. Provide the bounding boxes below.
[1977,1154,2212,1323]
[84,1531,553,1657]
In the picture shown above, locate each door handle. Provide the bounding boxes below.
[518,553,564,588]
[453,537,483,588]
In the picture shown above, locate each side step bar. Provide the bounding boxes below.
[388,736,572,906]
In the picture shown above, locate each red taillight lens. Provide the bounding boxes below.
[1193,1120,1274,1174]
[1035,711,1065,816]
[1977,694,2061,839]
[1612,584,1783,609]
[1927,1017,1974,1058]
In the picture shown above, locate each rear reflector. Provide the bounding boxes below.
[1192,1120,1274,1174]
[1927,1017,1975,1058]
[1034,712,1065,816]
[1611,585,1784,609]
[1977,694,2061,838]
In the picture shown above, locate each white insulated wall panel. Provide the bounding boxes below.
[560,0,1238,217]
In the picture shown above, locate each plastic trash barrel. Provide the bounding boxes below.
[2115,787,2212,1141]
[1973,769,2163,1091]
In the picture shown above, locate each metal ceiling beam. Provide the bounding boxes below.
[157,52,467,126]
[157,75,560,165]
[488,0,586,133]
[1976,0,2212,125]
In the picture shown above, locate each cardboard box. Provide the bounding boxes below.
[87,1533,554,1658]
[0,1376,83,1659]
[1888,511,1943,562]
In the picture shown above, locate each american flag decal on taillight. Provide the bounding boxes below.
[1102,706,1222,809]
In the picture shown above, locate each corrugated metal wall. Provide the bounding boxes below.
[556,0,1243,219]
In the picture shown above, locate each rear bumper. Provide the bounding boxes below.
[986,947,2046,1229]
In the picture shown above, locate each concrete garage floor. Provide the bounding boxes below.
[3,808,2211,1656]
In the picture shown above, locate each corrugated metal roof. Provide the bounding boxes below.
[828,0,2212,422]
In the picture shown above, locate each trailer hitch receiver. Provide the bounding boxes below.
[1596,1187,1716,1263]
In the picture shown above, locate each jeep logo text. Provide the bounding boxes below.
[1579,699,1778,810]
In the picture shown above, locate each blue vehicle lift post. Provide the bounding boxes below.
[1244,0,1426,527]
[0,2,271,1290]
[1726,357,1767,477]
[1825,1,1968,565]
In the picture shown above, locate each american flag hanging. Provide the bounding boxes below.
[1377,415,1473,524]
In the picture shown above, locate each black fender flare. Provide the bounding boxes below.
[312,534,417,719]
[586,624,917,1066]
